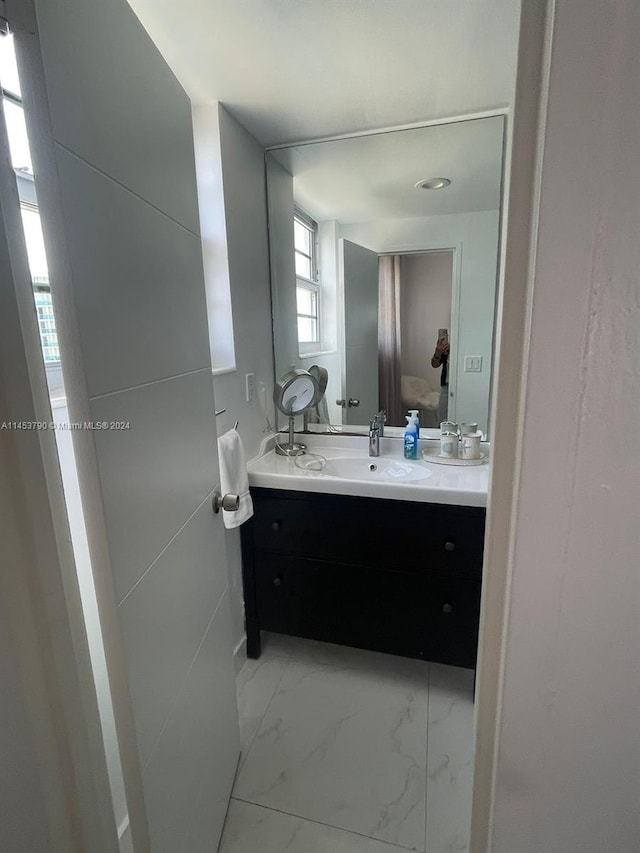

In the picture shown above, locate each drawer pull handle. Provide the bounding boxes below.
[444,541,456,552]
[271,521,281,532]
[273,576,282,588]
[442,602,453,614]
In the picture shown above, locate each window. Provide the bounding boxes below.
[1,34,60,364]
[20,204,60,362]
[296,284,318,344]
[294,209,320,348]
[294,212,316,280]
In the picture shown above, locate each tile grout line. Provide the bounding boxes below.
[424,661,431,853]
[235,647,293,774]
[234,642,385,781]
[231,640,432,852]
[235,641,434,772]
[229,796,416,853]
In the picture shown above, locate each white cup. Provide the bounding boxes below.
[461,432,482,460]
[440,431,459,458]
[460,422,479,436]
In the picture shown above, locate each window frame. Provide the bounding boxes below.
[294,207,321,353]
[18,197,60,363]
[2,41,61,361]
[296,279,320,348]
[2,38,60,366]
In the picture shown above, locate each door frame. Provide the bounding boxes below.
[470,1,553,850]
[0,81,119,853]
[1,0,552,850]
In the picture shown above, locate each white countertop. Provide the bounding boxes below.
[247,434,490,508]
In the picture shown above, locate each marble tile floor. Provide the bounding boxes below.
[219,633,475,853]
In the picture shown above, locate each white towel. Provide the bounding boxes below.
[217,428,254,529]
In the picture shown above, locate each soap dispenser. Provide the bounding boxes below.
[409,410,420,459]
[404,413,418,460]
[409,409,420,435]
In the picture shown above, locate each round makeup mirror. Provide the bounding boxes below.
[273,368,319,456]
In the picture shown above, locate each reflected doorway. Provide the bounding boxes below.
[396,250,454,428]
[340,244,455,429]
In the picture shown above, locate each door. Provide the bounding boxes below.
[341,239,379,424]
[9,2,239,852]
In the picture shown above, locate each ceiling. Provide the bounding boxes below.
[270,116,504,222]
[127,0,521,147]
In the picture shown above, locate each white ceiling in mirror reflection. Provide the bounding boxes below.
[269,118,504,223]
[127,0,521,146]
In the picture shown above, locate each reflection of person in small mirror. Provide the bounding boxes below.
[431,336,450,423]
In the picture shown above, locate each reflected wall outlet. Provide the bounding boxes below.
[464,356,483,373]
[245,372,256,402]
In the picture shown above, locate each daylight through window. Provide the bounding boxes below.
[1,34,60,363]
[294,209,319,347]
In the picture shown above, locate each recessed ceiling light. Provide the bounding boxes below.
[415,177,451,190]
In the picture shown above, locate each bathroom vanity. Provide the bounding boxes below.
[241,436,488,669]
[257,113,503,672]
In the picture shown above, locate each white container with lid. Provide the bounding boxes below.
[440,430,459,458]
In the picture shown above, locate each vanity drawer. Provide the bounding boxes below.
[250,488,485,580]
[254,554,481,669]
[424,576,482,670]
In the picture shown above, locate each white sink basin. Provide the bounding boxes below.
[247,438,489,506]
[322,456,432,483]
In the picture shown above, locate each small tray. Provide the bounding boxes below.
[421,449,486,467]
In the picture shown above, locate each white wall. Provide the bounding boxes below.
[488,2,640,851]
[192,105,236,373]
[341,210,499,433]
[211,105,275,653]
[267,158,342,427]
[400,251,453,391]
[0,594,57,853]
[212,105,274,460]
[0,271,76,853]
[267,156,297,380]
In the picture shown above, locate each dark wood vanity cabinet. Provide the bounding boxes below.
[241,488,486,669]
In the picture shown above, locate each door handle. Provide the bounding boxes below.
[213,492,240,513]
[348,398,360,407]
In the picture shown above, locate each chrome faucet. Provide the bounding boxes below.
[369,419,381,457]
[373,410,386,437]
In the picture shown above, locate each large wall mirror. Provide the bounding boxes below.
[266,115,505,435]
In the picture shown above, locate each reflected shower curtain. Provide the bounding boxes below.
[378,255,403,425]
